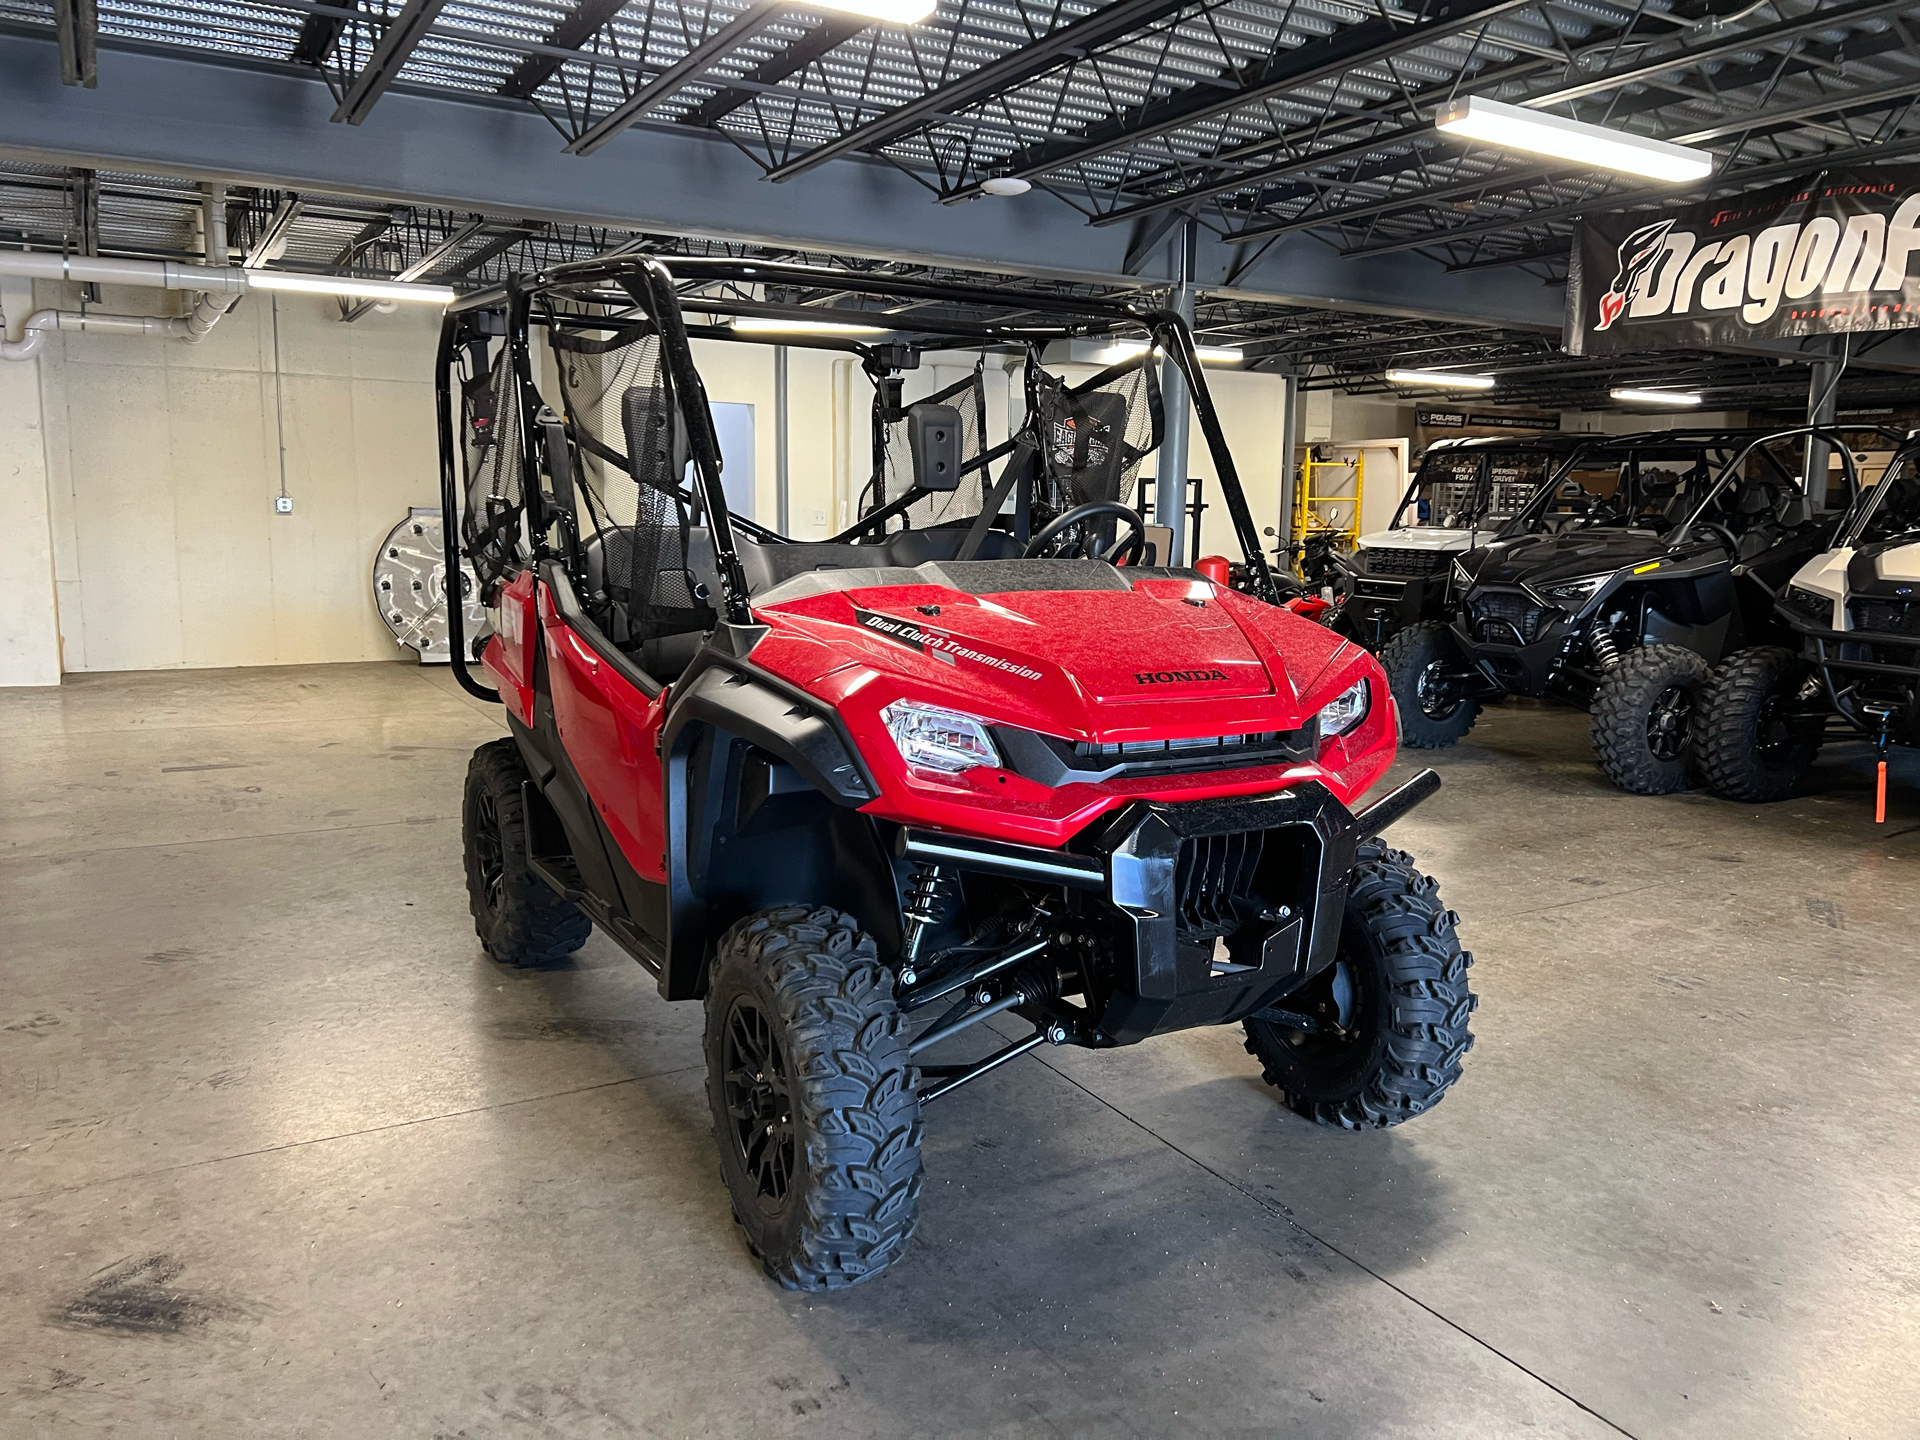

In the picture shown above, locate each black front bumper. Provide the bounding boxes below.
[1781,604,1920,744]
[898,777,1444,1047]
[1451,588,1571,696]
[1079,783,1362,1045]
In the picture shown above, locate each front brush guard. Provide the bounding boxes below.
[898,772,1438,1046]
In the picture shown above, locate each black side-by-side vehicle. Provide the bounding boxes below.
[1381,428,1869,794]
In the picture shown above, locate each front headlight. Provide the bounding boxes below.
[881,700,1001,774]
[1536,573,1611,608]
[1784,585,1832,625]
[1317,679,1370,740]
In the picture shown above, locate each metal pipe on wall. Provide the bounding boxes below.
[0,242,250,361]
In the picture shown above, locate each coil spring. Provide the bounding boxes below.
[899,866,949,975]
[1588,621,1624,672]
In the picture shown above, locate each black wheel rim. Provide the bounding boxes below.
[722,998,796,1205]
[1755,694,1804,758]
[1416,660,1462,720]
[474,789,505,917]
[1273,958,1365,1059]
[1646,683,1692,762]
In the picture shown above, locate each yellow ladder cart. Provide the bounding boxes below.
[1290,447,1364,577]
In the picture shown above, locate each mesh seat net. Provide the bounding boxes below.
[1033,360,1163,513]
[550,321,713,637]
[459,342,528,592]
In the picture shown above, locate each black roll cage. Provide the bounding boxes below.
[1498,425,1902,542]
[437,257,1281,704]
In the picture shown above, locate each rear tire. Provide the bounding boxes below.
[1381,621,1482,748]
[704,907,922,1291]
[1695,646,1824,802]
[462,739,592,965]
[1590,644,1710,794]
[1244,840,1475,1129]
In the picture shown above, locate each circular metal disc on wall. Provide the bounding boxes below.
[371,508,486,663]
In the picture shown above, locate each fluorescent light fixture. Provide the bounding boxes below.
[731,316,887,335]
[246,271,455,304]
[1610,387,1702,407]
[1435,96,1713,183]
[1386,367,1496,390]
[1101,337,1244,364]
[799,0,937,23]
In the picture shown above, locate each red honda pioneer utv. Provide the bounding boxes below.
[437,258,1474,1290]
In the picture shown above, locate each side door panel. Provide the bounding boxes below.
[537,584,670,891]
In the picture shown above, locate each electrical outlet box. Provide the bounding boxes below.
[275,496,294,514]
[811,509,827,528]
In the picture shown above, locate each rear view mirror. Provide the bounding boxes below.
[908,402,963,492]
[621,383,691,487]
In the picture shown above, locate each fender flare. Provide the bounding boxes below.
[661,658,877,807]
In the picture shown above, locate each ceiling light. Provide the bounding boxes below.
[1434,96,1713,183]
[1101,338,1243,364]
[980,176,1032,196]
[246,271,455,304]
[1610,387,1702,407]
[798,0,937,23]
[1386,368,1496,390]
[731,316,887,335]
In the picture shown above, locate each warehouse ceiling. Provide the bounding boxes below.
[2,0,1919,409]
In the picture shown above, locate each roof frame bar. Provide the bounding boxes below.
[333,0,449,126]
[764,0,1197,183]
[565,3,787,157]
[947,0,1539,200]
[53,0,97,88]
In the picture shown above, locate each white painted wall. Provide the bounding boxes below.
[0,276,62,686]
[32,279,445,673]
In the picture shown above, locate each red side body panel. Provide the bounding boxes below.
[536,585,670,883]
[483,569,540,728]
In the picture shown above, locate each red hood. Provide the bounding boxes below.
[751,574,1355,740]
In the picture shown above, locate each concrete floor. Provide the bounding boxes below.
[2,662,1916,1439]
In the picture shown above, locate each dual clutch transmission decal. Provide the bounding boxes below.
[854,608,1044,682]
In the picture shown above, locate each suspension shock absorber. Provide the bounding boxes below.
[1587,619,1624,672]
[897,865,948,987]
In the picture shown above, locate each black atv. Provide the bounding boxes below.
[1382,428,1859,794]
[1695,430,1915,811]
[1333,434,1579,650]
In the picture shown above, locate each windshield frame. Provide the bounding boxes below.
[1838,439,1920,548]
[1391,441,1565,533]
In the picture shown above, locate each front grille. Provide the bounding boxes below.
[1075,732,1278,761]
[1175,830,1264,940]
[1468,588,1554,645]
[1362,546,1449,577]
[1069,728,1314,779]
[1851,598,1920,637]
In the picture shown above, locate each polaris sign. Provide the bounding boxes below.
[1566,169,1920,355]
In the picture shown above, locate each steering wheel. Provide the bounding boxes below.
[1685,518,1743,554]
[1024,501,1148,565]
